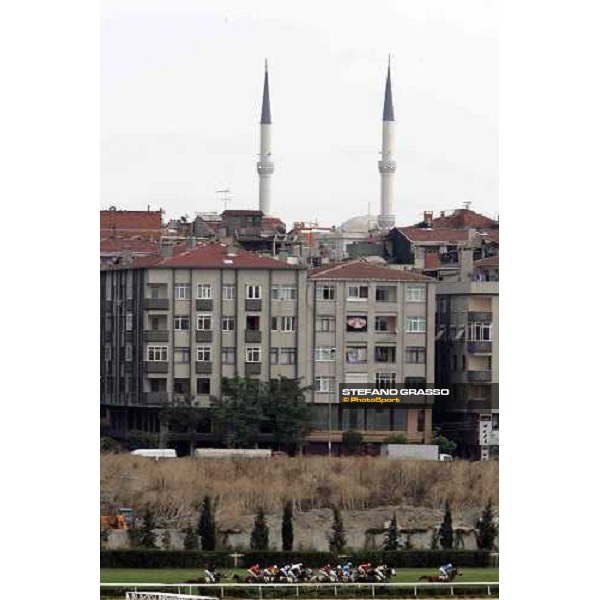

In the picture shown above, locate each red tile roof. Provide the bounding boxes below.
[399,227,499,244]
[423,209,498,229]
[100,210,163,237]
[474,255,499,268]
[103,243,298,270]
[310,261,433,282]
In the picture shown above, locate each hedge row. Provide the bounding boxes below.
[100,550,491,569]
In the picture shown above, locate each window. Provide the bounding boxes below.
[375,316,396,332]
[196,283,212,299]
[315,376,334,393]
[346,315,367,332]
[406,347,426,363]
[406,317,426,333]
[196,378,211,394]
[222,284,235,300]
[281,316,296,332]
[104,344,111,361]
[316,284,335,301]
[315,347,336,361]
[452,355,457,371]
[246,347,261,363]
[405,377,426,389]
[196,315,212,330]
[417,409,426,432]
[348,284,368,300]
[406,285,426,302]
[270,348,279,365]
[125,312,133,331]
[246,315,260,331]
[316,317,335,331]
[271,317,278,331]
[174,316,190,331]
[147,346,168,361]
[222,317,235,331]
[375,346,396,363]
[125,344,133,361]
[175,283,190,300]
[376,285,397,302]
[150,378,167,392]
[272,285,297,300]
[468,322,493,341]
[375,372,397,387]
[149,316,161,331]
[246,285,261,299]
[280,348,297,365]
[462,355,467,371]
[221,347,235,365]
[197,346,211,362]
[174,347,190,363]
[346,346,367,364]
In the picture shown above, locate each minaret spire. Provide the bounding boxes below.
[257,59,274,215]
[260,59,271,125]
[378,56,396,228]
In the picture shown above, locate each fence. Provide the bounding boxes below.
[103,581,501,599]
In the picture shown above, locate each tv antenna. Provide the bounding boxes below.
[216,189,232,211]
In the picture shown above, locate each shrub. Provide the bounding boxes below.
[475,499,498,550]
[250,508,269,551]
[383,434,408,444]
[341,430,364,455]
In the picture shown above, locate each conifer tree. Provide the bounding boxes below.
[197,495,217,551]
[383,512,400,551]
[250,508,270,550]
[281,500,294,551]
[439,500,454,550]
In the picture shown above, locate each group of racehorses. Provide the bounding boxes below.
[184,562,460,585]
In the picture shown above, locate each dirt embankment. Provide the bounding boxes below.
[101,454,498,531]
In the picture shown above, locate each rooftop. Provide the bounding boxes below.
[100,209,162,234]
[474,254,500,268]
[102,243,299,271]
[398,227,499,244]
[310,260,433,282]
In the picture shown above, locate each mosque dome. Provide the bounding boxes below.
[339,214,379,233]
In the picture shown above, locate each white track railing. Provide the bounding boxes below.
[103,581,500,598]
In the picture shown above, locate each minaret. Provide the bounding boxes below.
[257,59,274,216]
[378,56,396,228]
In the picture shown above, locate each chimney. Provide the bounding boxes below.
[186,236,197,250]
[121,249,133,266]
[440,211,445,218]
[159,242,173,259]
[424,211,433,227]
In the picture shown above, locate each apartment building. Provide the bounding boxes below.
[100,243,308,452]
[435,254,499,460]
[305,261,436,452]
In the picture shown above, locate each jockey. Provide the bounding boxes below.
[290,562,303,578]
[248,564,262,579]
[439,563,453,581]
[280,564,292,579]
[266,565,278,579]
[373,564,387,581]
[358,562,372,577]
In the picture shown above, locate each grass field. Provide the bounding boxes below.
[100,568,499,584]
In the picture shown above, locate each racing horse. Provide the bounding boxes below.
[418,567,461,583]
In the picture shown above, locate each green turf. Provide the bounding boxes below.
[100,568,499,584]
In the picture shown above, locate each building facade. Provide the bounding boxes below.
[100,244,308,452]
[435,256,499,460]
[305,261,436,452]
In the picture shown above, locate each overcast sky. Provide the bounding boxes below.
[101,0,498,227]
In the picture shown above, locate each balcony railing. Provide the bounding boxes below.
[245,299,262,312]
[144,362,169,373]
[144,298,169,310]
[245,330,262,343]
[144,330,169,342]
[144,392,170,405]
[467,370,492,383]
[196,330,213,343]
[245,362,261,375]
[467,341,493,354]
[195,362,213,374]
[467,311,493,322]
[196,299,214,311]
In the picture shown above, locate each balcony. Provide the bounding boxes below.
[196,299,214,311]
[144,298,169,310]
[467,370,492,383]
[196,330,213,343]
[195,362,213,375]
[144,330,169,342]
[144,362,169,373]
[468,341,493,354]
[144,392,170,405]
[467,311,493,322]
[245,299,262,312]
[245,363,261,375]
[245,330,262,343]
